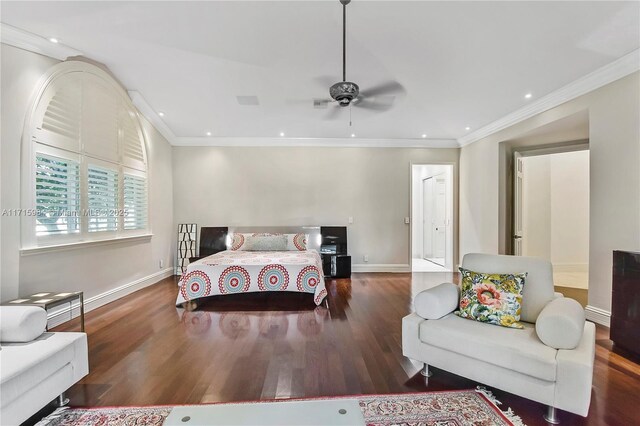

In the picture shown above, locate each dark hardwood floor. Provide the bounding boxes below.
[54,273,640,426]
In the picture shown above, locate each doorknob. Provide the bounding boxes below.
[513,235,522,239]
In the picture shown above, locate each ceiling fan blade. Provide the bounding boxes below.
[285,99,314,105]
[285,98,334,109]
[324,105,343,120]
[353,99,393,111]
[359,80,405,98]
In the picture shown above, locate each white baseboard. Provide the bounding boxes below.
[352,264,411,273]
[585,305,611,327]
[553,263,588,273]
[46,267,175,329]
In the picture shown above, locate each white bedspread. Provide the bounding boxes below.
[176,250,328,306]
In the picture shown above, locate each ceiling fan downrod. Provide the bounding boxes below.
[330,0,359,108]
[342,0,348,82]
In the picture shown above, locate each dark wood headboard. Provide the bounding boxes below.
[191,226,324,262]
[193,227,228,261]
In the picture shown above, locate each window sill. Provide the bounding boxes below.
[20,234,153,256]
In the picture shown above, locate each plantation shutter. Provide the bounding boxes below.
[121,110,146,170]
[32,74,82,153]
[87,164,119,232]
[82,76,119,162]
[35,153,80,236]
[27,62,150,247]
[123,173,148,230]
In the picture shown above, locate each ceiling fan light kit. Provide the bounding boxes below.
[321,0,404,117]
[330,81,359,107]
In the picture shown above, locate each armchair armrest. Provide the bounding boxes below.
[555,321,595,417]
[0,306,47,343]
[535,297,585,349]
[414,282,459,320]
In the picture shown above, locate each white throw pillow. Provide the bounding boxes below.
[414,283,460,320]
[0,306,47,343]
[535,297,585,349]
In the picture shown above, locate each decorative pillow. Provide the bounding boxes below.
[228,233,288,251]
[245,234,287,251]
[229,233,308,251]
[229,233,249,250]
[455,267,527,329]
[0,306,47,343]
[285,233,308,251]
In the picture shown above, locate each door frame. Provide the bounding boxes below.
[409,162,457,271]
[508,140,589,255]
[421,176,434,260]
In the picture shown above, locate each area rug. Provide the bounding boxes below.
[36,387,525,426]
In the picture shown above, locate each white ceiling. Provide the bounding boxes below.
[2,1,639,142]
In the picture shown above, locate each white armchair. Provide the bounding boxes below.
[0,306,89,425]
[402,253,595,424]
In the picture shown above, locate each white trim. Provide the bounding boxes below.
[21,233,153,256]
[172,136,459,149]
[458,49,640,147]
[585,305,611,328]
[0,23,82,60]
[127,91,457,148]
[352,263,411,273]
[46,267,174,329]
[128,91,179,145]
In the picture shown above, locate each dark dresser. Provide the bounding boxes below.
[611,250,640,356]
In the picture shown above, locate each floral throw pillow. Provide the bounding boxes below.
[455,267,527,329]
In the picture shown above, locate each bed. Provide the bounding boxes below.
[176,228,327,309]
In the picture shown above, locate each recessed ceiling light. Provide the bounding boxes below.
[49,37,59,44]
[206,131,212,136]
[158,112,165,117]
[279,132,285,137]
[351,133,356,138]
[465,127,471,131]
[525,93,533,99]
[421,134,427,138]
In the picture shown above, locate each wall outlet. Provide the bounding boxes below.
[159,259,164,269]
[364,255,369,262]
[348,216,354,224]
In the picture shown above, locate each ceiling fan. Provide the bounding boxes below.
[318,0,405,119]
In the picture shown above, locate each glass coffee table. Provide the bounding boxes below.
[2,291,85,332]
[164,399,364,426]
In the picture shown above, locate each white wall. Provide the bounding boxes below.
[549,151,590,267]
[460,72,640,323]
[173,147,459,271]
[522,151,590,269]
[1,44,175,307]
[522,155,551,259]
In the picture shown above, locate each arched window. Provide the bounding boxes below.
[21,61,149,248]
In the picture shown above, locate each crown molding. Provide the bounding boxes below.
[0,23,82,60]
[128,91,179,145]
[172,136,459,149]
[457,49,640,147]
[128,89,458,148]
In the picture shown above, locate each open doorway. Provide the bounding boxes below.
[411,164,454,272]
[514,149,590,297]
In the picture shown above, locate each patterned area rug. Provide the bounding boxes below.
[36,388,525,426]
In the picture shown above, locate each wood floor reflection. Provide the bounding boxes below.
[55,273,639,426]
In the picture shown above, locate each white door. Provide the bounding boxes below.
[513,152,524,255]
[422,178,433,258]
[432,178,447,259]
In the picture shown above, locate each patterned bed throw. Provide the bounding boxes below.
[176,250,328,306]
